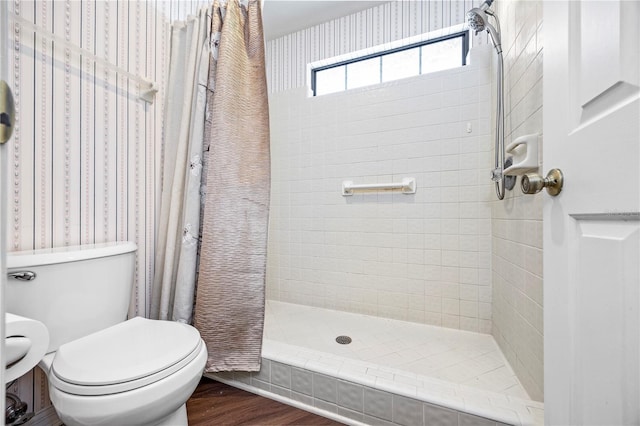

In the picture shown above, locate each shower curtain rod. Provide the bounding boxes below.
[9,13,158,104]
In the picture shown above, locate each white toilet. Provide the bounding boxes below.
[6,242,208,426]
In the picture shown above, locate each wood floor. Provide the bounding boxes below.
[186,377,343,425]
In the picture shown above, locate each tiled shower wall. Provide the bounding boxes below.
[5,0,208,418]
[267,45,494,332]
[491,0,544,401]
[265,0,494,333]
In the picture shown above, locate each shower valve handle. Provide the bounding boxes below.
[521,169,564,196]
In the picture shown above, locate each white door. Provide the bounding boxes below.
[544,1,640,425]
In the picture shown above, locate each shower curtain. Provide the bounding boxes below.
[152,1,270,375]
[194,0,270,372]
[150,8,211,324]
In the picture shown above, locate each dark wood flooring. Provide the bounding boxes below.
[186,377,343,425]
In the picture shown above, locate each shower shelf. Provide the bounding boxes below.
[341,177,416,196]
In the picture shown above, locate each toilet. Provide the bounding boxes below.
[6,242,207,426]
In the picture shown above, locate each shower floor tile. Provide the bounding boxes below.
[264,300,525,397]
[263,300,544,425]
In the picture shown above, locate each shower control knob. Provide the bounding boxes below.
[521,169,564,196]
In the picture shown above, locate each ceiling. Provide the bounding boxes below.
[262,1,389,40]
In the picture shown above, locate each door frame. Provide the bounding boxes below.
[1,0,9,417]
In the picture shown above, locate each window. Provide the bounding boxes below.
[312,32,469,96]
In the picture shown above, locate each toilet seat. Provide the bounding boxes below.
[48,317,204,396]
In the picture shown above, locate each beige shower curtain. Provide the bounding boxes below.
[194,0,270,372]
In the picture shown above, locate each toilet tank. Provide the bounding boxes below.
[6,242,137,353]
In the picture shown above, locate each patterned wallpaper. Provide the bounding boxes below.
[266,0,489,93]
[5,0,210,418]
[6,0,208,318]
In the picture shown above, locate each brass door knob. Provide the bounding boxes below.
[0,80,16,144]
[521,168,564,196]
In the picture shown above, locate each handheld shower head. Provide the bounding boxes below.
[466,2,502,53]
[466,7,489,33]
[467,0,507,201]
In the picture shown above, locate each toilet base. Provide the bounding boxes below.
[54,403,188,426]
[153,404,187,426]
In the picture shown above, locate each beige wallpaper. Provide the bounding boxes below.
[6,0,208,318]
[5,0,209,418]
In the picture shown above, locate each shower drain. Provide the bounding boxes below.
[335,335,352,345]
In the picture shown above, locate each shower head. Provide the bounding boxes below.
[466,1,502,54]
[466,7,489,33]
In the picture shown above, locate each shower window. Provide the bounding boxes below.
[311,31,469,96]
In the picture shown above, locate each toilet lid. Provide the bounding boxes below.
[51,317,202,393]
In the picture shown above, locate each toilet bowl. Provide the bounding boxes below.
[6,242,208,426]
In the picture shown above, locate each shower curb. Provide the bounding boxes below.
[205,357,521,426]
[204,372,368,426]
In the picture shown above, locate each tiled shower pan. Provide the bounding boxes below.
[205,301,544,425]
